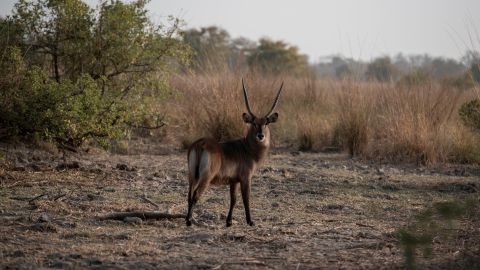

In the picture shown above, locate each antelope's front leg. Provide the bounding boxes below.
[226,182,239,227]
[240,179,254,226]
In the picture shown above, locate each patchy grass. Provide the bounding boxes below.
[0,145,479,269]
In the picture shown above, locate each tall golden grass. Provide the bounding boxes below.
[163,71,480,164]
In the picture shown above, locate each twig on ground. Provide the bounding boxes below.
[356,222,375,228]
[53,193,67,201]
[28,193,47,204]
[140,195,159,208]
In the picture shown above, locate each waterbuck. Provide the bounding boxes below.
[186,78,283,227]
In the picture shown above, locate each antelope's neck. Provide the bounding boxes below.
[244,135,270,164]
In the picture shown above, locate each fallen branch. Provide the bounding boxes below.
[356,222,375,229]
[53,193,67,201]
[100,211,185,221]
[28,193,47,204]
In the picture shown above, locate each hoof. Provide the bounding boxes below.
[186,219,192,226]
[226,220,233,227]
[247,220,255,226]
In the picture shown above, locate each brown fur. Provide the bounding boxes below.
[185,80,282,227]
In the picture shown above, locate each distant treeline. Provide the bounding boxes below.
[182,25,480,86]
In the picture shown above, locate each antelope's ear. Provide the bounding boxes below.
[266,113,279,124]
[242,113,254,123]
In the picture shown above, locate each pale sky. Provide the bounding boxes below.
[1,0,479,62]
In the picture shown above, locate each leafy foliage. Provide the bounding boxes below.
[182,26,233,71]
[0,0,190,147]
[469,63,480,83]
[366,56,397,82]
[247,38,309,75]
[398,198,479,269]
[459,99,480,130]
[397,69,431,86]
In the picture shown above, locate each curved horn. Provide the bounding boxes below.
[242,78,256,117]
[265,82,284,117]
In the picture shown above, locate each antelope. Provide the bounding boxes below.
[186,78,284,227]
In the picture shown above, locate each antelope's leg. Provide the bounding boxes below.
[185,176,212,226]
[186,184,194,226]
[226,182,239,227]
[241,180,254,226]
[191,177,210,204]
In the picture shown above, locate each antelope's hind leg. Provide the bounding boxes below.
[186,184,194,226]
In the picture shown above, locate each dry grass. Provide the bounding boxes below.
[1,145,479,269]
[165,72,480,164]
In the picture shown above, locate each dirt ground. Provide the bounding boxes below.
[0,141,479,269]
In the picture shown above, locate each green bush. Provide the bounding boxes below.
[0,48,119,146]
[365,57,397,82]
[398,198,479,269]
[459,99,480,130]
[0,0,190,147]
[397,69,431,87]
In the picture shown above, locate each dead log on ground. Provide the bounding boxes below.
[100,211,185,221]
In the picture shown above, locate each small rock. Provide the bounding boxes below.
[116,163,129,170]
[123,217,142,224]
[377,168,385,175]
[38,213,51,223]
[271,202,280,208]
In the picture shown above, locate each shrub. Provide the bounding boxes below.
[399,198,479,269]
[0,0,190,147]
[459,99,480,130]
[397,69,431,87]
[366,57,397,82]
[0,50,121,146]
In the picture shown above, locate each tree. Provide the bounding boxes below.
[0,0,190,147]
[366,56,397,82]
[331,56,351,79]
[182,26,232,70]
[247,38,309,76]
